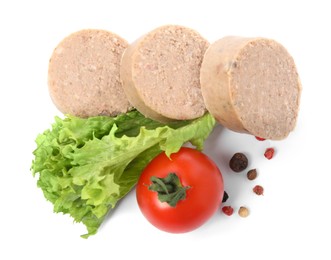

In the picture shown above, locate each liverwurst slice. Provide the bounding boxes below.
[48,29,131,117]
[200,36,302,140]
[120,25,209,122]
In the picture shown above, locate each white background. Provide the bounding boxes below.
[1,0,330,259]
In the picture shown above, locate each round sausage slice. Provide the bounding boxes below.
[120,25,209,122]
[48,29,131,117]
[200,36,302,140]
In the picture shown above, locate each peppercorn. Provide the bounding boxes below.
[255,136,266,141]
[222,206,234,216]
[264,148,275,160]
[253,185,264,195]
[247,169,257,180]
[229,153,248,172]
[238,206,249,218]
[222,191,229,203]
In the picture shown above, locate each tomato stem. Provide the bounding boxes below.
[149,173,190,207]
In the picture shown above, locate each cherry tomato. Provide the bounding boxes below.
[136,147,224,233]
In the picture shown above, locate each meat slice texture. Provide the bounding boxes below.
[48,29,131,117]
[120,25,209,122]
[200,36,302,140]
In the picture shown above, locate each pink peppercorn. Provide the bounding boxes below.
[255,136,266,141]
[222,206,234,216]
[253,185,264,195]
[264,148,275,160]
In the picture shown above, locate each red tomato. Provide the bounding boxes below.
[136,147,224,233]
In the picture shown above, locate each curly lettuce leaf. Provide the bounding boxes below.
[31,110,215,238]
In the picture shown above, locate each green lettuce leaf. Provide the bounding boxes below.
[31,110,215,238]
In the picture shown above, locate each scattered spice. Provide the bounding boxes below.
[238,206,249,218]
[229,153,248,172]
[255,136,266,141]
[222,191,229,203]
[222,143,272,221]
[247,169,257,180]
[264,148,275,160]
[222,206,234,216]
[253,185,264,195]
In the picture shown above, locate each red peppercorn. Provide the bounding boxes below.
[264,148,275,159]
[255,136,266,141]
[222,206,234,216]
[253,185,264,195]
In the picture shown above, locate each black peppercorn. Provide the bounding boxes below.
[222,191,229,203]
[229,153,248,172]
